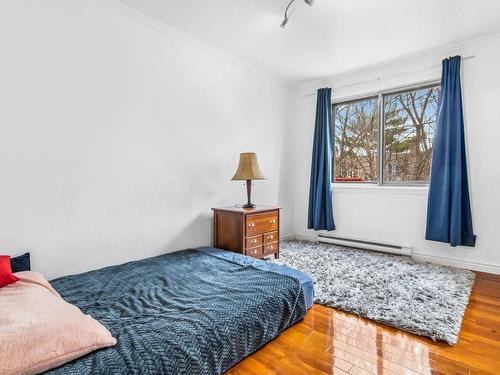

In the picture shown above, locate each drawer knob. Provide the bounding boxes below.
[270,219,276,224]
[252,239,257,243]
[268,235,273,240]
[248,223,255,227]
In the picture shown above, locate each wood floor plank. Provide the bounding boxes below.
[227,272,500,374]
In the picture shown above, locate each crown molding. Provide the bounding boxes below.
[84,1,500,93]
[296,32,500,92]
[92,0,290,88]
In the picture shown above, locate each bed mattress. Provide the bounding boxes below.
[46,247,311,374]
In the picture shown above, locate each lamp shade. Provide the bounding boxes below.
[231,153,266,181]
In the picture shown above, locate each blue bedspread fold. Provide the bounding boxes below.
[47,248,307,375]
[197,246,314,309]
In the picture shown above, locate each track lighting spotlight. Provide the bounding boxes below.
[280,16,289,29]
[281,0,314,29]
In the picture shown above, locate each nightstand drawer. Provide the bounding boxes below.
[246,212,278,236]
[246,245,263,258]
[263,231,278,244]
[263,242,278,254]
[246,235,262,248]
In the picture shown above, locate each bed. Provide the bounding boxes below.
[45,247,313,374]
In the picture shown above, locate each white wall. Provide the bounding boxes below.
[291,35,500,274]
[1,1,498,280]
[0,0,292,279]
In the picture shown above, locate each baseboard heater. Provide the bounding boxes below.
[317,234,412,256]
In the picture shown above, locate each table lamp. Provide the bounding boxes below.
[231,152,266,208]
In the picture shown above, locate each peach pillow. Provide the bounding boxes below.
[0,271,116,375]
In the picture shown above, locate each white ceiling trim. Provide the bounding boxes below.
[297,32,500,92]
[92,0,289,88]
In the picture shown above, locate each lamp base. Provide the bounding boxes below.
[242,179,256,209]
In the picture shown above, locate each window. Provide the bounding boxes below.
[333,97,378,182]
[333,84,440,184]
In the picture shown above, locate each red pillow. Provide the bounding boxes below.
[0,255,20,288]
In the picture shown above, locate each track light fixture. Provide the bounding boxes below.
[281,0,314,29]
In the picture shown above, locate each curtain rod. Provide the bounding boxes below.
[303,55,475,98]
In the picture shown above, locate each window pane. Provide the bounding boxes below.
[383,86,439,183]
[333,98,378,182]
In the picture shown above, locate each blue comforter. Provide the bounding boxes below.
[47,248,307,374]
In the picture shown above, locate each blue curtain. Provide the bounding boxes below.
[308,88,335,231]
[426,56,476,247]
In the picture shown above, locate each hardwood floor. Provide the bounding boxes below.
[227,272,500,375]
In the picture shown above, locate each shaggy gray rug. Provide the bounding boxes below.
[272,240,475,345]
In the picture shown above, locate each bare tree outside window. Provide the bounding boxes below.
[333,98,378,182]
[383,87,439,183]
[332,83,440,185]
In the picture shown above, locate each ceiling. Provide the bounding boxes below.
[119,0,500,84]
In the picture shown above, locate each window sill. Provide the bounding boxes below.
[332,183,429,195]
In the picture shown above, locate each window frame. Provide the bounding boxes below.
[332,80,440,187]
[332,95,379,185]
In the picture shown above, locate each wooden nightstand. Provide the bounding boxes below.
[212,206,281,259]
